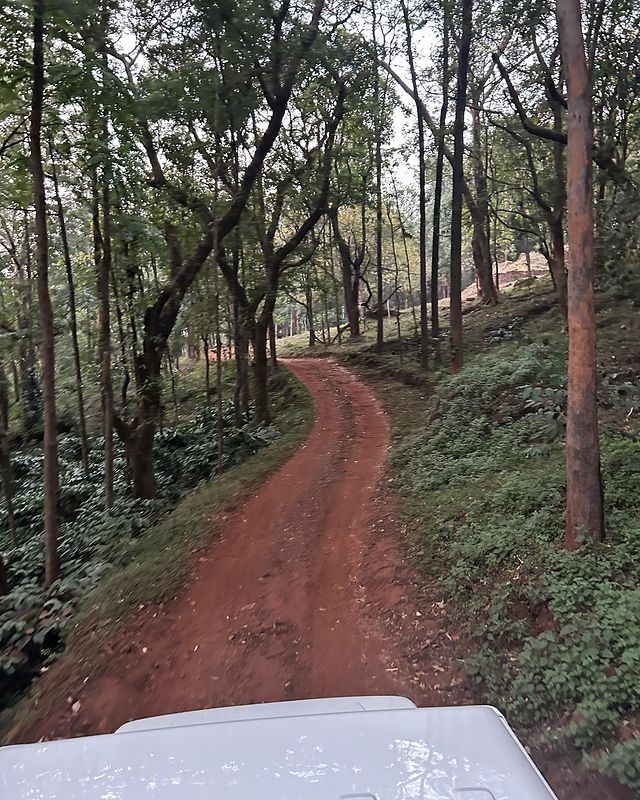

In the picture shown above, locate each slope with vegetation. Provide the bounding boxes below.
[296,281,639,793]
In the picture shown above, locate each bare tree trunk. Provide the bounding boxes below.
[306,285,316,347]
[17,214,37,402]
[401,0,428,365]
[203,335,211,403]
[166,350,179,425]
[372,0,384,352]
[253,308,273,425]
[322,292,331,347]
[269,317,277,367]
[213,265,224,473]
[450,0,472,372]
[430,1,449,346]
[393,183,419,336]
[387,204,404,365]
[98,108,114,508]
[469,100,499,304]
[556,0,604,547]
[48,137,90,479]
[30,0,59,585]
[550,102,568,314]
[110,267,131,408]
[234,303,251,422]
[328,226,342,344]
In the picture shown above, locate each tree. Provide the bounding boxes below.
[109,0,328,496]
[400,0,429,366]
[29,0,59,584]
[430,0,450,347]
[556,0,604,547]
[449,0,472,372]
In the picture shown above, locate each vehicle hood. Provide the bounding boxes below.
[1,704,556,799]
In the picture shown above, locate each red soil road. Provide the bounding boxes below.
[19,358,436,740]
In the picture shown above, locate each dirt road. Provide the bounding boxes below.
[16,359,457,741]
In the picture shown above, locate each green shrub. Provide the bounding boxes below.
[0,401,280,707]
[396,338,640,790]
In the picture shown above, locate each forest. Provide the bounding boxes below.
[1,0,640,795]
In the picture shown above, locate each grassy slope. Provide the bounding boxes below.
[1,367,313,741]
[281,281,640,791]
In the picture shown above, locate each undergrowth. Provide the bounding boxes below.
[0,368,307,713]
[393,301,640,790]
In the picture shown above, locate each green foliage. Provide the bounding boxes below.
[0,405,279,707]
[396,333,640,790]
[589,739,640,791]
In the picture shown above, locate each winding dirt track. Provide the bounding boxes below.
[19,358,439,740]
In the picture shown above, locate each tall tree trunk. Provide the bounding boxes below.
[430,1,450,345]
[322,292,331,347]
[268,317,277,368]
[203,335,211,403]
[253,303,273,425]
[98,109,114,508]
[387,204,404,364]
[372,0,384,352]
[328,226,342,344]
[213,263,224,473]
[393,184,419,336]
[30,0,59,585]
[449,0,472,371]
[233,302,250,423]
[550,90,569,314]
[114,342,163,499]
[470,100,499,304]
[305,285,316,347]
[401,0,428,365]
[48,137,90,479]
[165,350,179,424]
[556,0,604,547]
[111,267,131,407]
[17,214,37,399]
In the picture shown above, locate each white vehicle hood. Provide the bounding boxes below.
[1,702,557,799]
